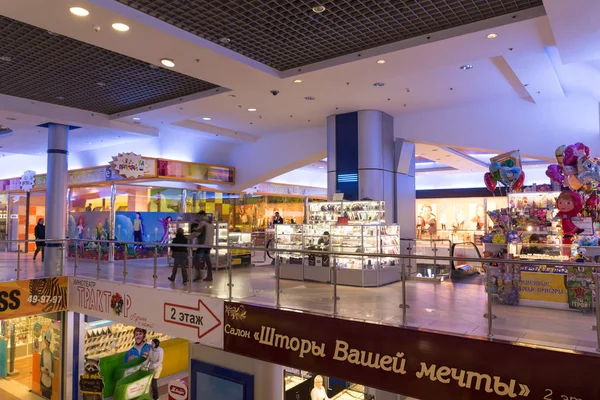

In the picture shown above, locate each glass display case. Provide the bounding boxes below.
[308,200,385,225]
[275,224,401,287]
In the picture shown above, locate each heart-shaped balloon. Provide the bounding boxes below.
[513,171,525,189]
[567,174,584,190]
[499,166,521,187]
[545,164,564,185]
[484,172,497,192]
[586,193,599,208]
[489,162,501,173]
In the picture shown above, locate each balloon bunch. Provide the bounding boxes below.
[484,151,525,192]
[546,143,600,190]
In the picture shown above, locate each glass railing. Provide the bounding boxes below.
[0,237,598,354]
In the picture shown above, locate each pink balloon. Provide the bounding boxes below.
[484,172,497,192]
[563,143,590,166]
[586,193,600,208]
[545,164,564,185]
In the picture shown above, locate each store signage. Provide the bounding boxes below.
[223,302,600,400]
[20,170,36,192]
[110,152,149,179]
[157,159,235,184]
[0,277,68,320]
[164,300,222,340]
[168,379,188,400]
[520,272,567,303]
[68,278,223,349]
[245,183,327,197]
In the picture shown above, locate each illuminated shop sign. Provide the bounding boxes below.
[224,302,600,400]
[157,159,234,184]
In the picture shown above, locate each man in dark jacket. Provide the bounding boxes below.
[34,218,45,261]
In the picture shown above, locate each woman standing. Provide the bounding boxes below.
[34,218,45,261]
[40,330,54,399]
[142,339,164,400]
[311,375,329,400]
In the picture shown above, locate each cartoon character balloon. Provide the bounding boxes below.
[556,190,584,236]
[483,150,524,191]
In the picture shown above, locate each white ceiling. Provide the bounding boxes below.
[0,0,599,184]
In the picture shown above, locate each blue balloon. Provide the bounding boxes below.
[489,162,501,173]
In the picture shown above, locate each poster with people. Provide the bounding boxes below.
[416,204,437,238]
[68,212,111,260]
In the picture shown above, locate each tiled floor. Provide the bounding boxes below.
[1,251,599,354]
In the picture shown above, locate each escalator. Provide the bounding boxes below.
[450,241,486,283]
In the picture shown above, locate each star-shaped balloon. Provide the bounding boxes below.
[573,285,588,299]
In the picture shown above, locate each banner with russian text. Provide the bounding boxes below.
[223,302,600,400]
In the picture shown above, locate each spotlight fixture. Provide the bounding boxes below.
[220,37,231,43]
[294,79,302,83]
[69,7,89,17]
[112,23,130,32]
[133,117,140,121]
[312,5,326,13]
[96,82,106,87]
[85,141,91,145]
[160,58,175,68]
[487,33,498,39]
[373,82,385,87]
[460,64,473,70]
[376,59,386,64]
[202,117,212,121]
[305,96,315,100]
[0,56,11,62]
[247,108,257,112]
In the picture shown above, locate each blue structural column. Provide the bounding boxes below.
[43,123,69,276]
[326,110,415,238]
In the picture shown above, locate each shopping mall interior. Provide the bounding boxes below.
[2,0,600,399]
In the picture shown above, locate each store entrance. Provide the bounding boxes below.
[82,318,189,400]
[0,313,62,400]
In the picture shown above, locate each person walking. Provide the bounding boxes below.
[142,339,164,400]
[200,214,215,281]
[34,218,45,261]
[168,228,189,284]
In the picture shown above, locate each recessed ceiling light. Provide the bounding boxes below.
[112,23,129,32]
[96,82,106,87]
[0,56,11,62]
[202,117,212,121]
[294,79,302,83]
[160,58,175,68]
[69,7,89,17]
[228,94,237,98]
[133,117,140,121]
[305,96,315,100]
[460,64,473,70]
[247,108,257,112]
[220,37,231,43]
[376,59,386,64]
[312,5,326,13]
[373,82,385,87]
[487,33,498,39]
[85,142,91,145]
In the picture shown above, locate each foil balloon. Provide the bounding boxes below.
[586,193,599,208]
[556,190,584,236]
[489,162,501,173]
[567,174,584,190]
[513,171,525,189]
[582,183,594,194]
[555,145,566,166]
[499,166,521,187]
[577,157,600,184]
[545,164,564,185]
[484,172,497,192]
[563,143,589,167]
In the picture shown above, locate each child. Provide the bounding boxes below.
[168,228,189,284]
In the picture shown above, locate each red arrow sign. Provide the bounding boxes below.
[163,299,221,339]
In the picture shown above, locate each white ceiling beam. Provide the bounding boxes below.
[543,0,600,64]
[503,50,565,102]
[0,94,158,136]
[171,120,258,143]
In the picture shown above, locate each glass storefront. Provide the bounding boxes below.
[0,313,63,400]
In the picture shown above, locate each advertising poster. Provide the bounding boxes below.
[80,358,105,400]
[68,278,223,349]
[0,277,68,320]
[567,266,594,311]
[520,272,567,303]
[223,302,600,400]
[497,263,520,306]
[68,212,111,260]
